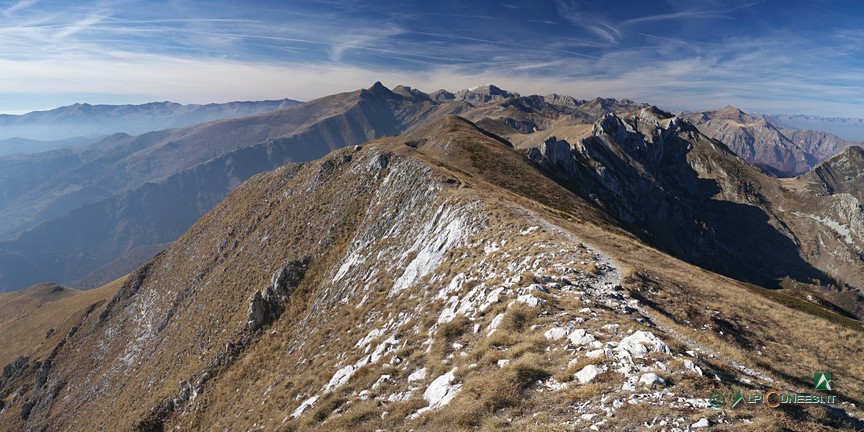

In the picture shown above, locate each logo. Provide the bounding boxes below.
[814,372,832,391]
[731,390,744,409]
[708,391,726,408]
[708,371,838,411]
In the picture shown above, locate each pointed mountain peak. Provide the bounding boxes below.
[638,105,674,120]
[369,81,387,92]
[430,89,455,102]
[712,105,758,121]
[471,84,509,95]
[717,105,744,115]
[542,93,582,108]
[363,81,397,99]
[583,97,616,109]
[448,84,518,105]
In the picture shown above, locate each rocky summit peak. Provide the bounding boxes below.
[637,106,674,121]
[364,81,396,98]
[840,144,864,158]
[812,144,864,177]
[711,105,757,122]
[717,105,744,115]
[453,84,518,105]
[467,84,510,96]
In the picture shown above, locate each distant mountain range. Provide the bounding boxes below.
[0,84,862,302]
[765,113,864,141]
[0,99,301,143]
[0,137,98,157]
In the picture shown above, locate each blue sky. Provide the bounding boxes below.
[1,0,864,116]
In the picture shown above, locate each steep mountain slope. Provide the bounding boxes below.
[528,108,864,312]
[684,107,857,176]
[781,146,864,293]
[683,106,811,176]
[0,116,860,431]
[780,128,854,164]
[0,99,301,142]
[801,145,864,200]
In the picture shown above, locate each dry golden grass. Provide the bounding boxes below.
[0,276,123,366]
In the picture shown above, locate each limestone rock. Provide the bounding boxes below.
[638,373,665,388]
[544,326,569,341]
[683,359,703,376]
[423,368,462,410]
[691,418,710,428]
[568,329,596,346]
[291,395,319,419]
[575,364,603,384]
[516,294,545,308]
[323,365,357,393]
[408,368,427,382]
[487,313,505,335]
[616,331,671,359]
[247,259,309,330]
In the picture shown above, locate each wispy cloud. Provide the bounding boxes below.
[54,14,104,38]
[328,25,405,62]
[623,9,731,25]
[3,0,39,16]
[554,0,621,44]
[623,1,761,25]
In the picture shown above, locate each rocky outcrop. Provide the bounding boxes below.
[421,368,461,411]
[247,259,309,330]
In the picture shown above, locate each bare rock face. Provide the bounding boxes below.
[246,291,269,331]
[33,360,51,390]
[422,368,462,411]
[575,364,603,384]
[247,259,309,330]
[18,400,33,420]
[1,356,28,383]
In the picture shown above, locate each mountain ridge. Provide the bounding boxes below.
[0,98,302,142]
[1,84,862,298]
